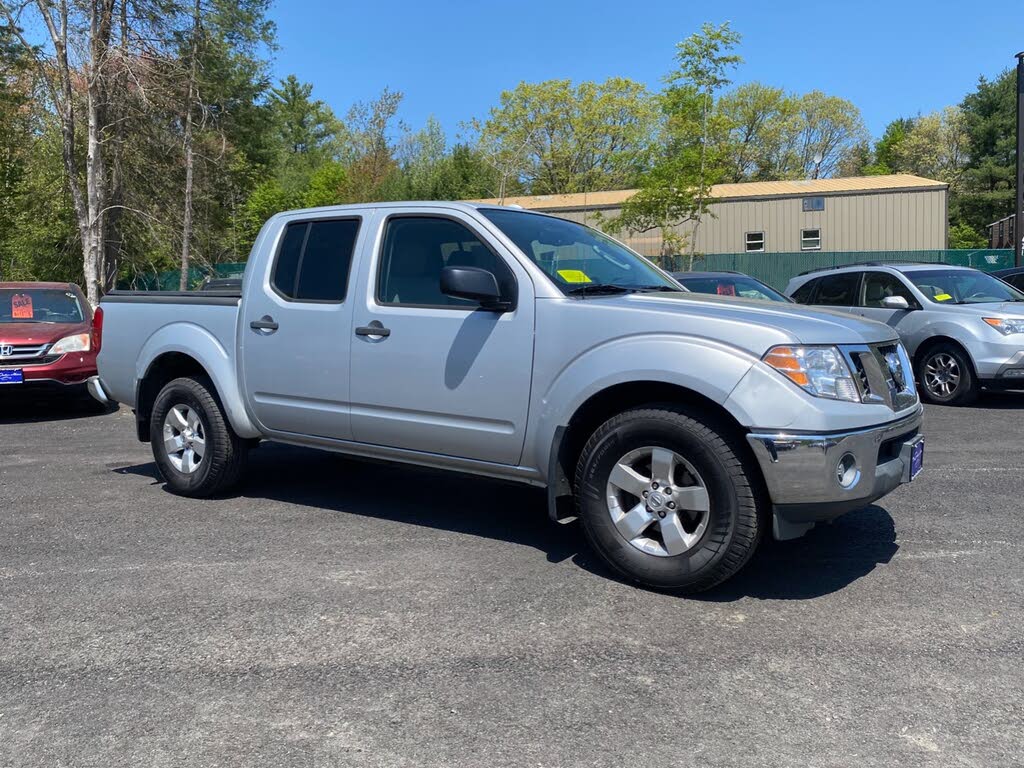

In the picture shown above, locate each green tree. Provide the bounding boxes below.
[474,77,658,195]
[608,22,741,267]
[954,69,1016,241]
[343,87,404,202]
[890,108,968,187]
[949,222,988,249]
[713,82,792,182]
[266,74,344,196]
[866,117,915,174]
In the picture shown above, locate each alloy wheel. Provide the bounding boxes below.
[605,446,710,557]
[162,404,206,474]
[923,352,961,399]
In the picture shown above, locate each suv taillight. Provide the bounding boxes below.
[91,306,104,353]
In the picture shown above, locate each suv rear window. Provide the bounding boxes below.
[271,218,360,302]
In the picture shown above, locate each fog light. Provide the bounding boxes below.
[836,453,860,489]
[1002,368,1024,378]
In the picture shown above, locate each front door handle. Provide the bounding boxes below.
[250,315,279,332]
[355,321,390,338]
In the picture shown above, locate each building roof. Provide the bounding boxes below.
[471,174,947,211]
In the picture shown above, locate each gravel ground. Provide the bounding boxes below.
[1,392,1022,767]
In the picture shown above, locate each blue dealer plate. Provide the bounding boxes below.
[910,437,925,480]
[0,369,24,385]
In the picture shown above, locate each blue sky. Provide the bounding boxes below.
[271,0,1021,142]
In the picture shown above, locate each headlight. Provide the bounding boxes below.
[49,333,91,354]
[763,345,860,402]
[983,317,1024,336]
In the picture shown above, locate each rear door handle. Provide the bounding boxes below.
[250,315,279,332]
[355,321,390,338]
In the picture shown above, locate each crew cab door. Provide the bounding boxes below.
[348,209,534,465]
[239,214,365,439]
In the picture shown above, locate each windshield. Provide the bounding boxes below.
[0,288,85,323]
[675,274,790,302]
[480,208,680,294]
[905,269,1024,305]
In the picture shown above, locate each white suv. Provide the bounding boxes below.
[786,263,1024,405]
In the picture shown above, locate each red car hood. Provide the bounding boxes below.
[0,321,89,345]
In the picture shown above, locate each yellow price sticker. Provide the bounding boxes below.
[557,269,592,284]
[934,293,953,301]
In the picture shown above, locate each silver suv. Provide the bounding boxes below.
[785,264,1024,404]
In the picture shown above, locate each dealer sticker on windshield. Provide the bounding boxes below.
[557,269,592,284]
[0,369,24,385]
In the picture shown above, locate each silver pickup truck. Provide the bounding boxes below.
[93,202,925,593]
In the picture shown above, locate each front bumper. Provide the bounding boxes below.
[746,406,924,539]
[967,339,1024,380]
[0,351,98,386]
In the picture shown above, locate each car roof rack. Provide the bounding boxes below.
[797,260,943,277]
[677,269,742,275]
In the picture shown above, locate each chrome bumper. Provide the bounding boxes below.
[746,407,924,539]
[86,375,110,405]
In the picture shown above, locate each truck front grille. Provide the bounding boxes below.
[842,343,918,411]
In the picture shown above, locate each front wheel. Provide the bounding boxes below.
[574,406,763,594]
[918,343,978,405]
[150,375,248,497]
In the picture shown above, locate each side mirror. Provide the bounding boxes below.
[881,295,910,310]
[440,266,510,311]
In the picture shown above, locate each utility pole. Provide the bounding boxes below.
[1016,52,1024,267]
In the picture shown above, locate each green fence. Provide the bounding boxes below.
[120,262,247,291]
[124,250,1016,293]
[676,249,1015,290]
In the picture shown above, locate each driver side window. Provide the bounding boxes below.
[861,272,916,308]
[376,216,516,308]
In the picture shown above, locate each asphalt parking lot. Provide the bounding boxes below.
[1,393,1022,767]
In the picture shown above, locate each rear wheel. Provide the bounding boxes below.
[918,343,978,405]
[150,375,248,497]
[574,405,763,594]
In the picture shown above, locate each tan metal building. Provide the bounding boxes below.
[474,174,948,258]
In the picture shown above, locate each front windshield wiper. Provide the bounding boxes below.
[565,283,681,297]
[565,283,637,296]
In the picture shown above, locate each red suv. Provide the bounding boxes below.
[0,282,101,394]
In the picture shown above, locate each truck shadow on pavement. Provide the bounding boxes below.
[115,441,899,601]
[0,393,116,424]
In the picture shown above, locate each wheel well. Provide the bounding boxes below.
[913,336,977,378]
[136,352,209,442]
[548,381,765,521]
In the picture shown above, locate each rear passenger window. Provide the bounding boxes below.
[271,218,360,302]
[814,273,860,306]
[790,279,817,304]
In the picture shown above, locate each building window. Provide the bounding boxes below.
[802,197,825,212]
[801,228,822,251]
[745,232,765,252]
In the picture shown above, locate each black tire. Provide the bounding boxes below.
[574,405,763,594]
[917,342,978,406]
[150,375,248,497]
